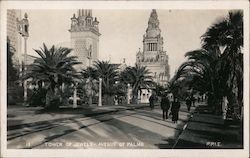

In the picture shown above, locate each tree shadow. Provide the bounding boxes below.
[7,119,24,130]
[7,114,16,118]
[128,115,182,131]
[8,106,190,149]
[8,122,59,140]
[137,110,189,124]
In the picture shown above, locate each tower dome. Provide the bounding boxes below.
[146,9,161,38]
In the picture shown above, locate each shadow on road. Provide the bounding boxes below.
[8,105,191,149]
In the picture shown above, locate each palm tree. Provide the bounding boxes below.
[120,64,154,104]
[201,10,243,118]
[22,43,81,109]
[171,11,243,118]
[94,60,119,105]
[171,49,222,108]
[81,66,98,105]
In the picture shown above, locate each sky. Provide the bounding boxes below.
[23,9,229,77]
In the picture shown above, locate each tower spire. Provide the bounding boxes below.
[146,9,161,38]
[136,9,170,86]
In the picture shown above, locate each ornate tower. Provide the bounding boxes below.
[136,9,170,86]
[69,9,101,70]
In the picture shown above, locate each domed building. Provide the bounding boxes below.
[136,9,170,103]
[136,9,170,86]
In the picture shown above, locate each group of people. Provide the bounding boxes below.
[160,95,180,123]
[149,93,196,124]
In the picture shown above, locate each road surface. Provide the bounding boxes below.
[7,105,193,149]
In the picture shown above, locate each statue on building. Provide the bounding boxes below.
[71,14,78,27]
[17,13,29,37]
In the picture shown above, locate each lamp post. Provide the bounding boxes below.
[17,13,29,105]
[69,83,79,108]
[98,78,102,106]
[73,86,78,108]
[127,83,130,104]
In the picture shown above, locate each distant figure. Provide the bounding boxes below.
[171,98,181,123]
[197,97,200,103]
[191,96,196,107]
[168,93,174,116]
[114,95,118,105]
[149,94,155,110]
[185,97,192,112]
[160,95,170,120]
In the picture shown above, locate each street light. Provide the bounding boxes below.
[127,83,130,104]
[17,13,29,105]
[98,78,102,106]
[73,84,78,108]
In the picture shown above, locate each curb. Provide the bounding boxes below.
[171,105,197,149]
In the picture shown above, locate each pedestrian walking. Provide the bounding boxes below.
[171,98,181,123]
[168,93,174,116]
[149,94,155,110]
[186,97,192,112]
[191,96,196,107]
[160,94,170,120]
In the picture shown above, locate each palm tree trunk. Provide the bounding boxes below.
[89,95,92,105]
[132,91,138,104]
[45,88,53,108]
[104,94,109,105]
[45,91,50,108]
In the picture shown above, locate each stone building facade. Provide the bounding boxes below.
[7,9,22,66]
[136,9,170,86]
[69,9,101,70]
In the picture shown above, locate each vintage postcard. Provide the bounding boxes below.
[0,1,249,158]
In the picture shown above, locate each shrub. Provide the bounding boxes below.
[28,88,46,106]
[7,86,24,105]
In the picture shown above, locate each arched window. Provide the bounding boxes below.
[24,25,28,33]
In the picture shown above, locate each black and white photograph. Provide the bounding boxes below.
[1,1,249,158]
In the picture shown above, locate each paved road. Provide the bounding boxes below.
[7,105,194,149]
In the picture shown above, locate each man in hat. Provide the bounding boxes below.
[160,93,170,120]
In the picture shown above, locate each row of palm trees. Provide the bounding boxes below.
[169,11,243,120]
[81,61,156,105]
[21,10,243,116]
[22,44,155,109]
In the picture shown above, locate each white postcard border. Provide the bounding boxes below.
[1,1,249,158]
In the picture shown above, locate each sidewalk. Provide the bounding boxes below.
[173,103,243,149]
[7,103,149,130]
